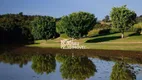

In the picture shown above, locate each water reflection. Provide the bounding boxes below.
[110,62,136,80]
[0,53,31,68]
[97,56,142,65]
[31,54,56,75]
[0,47,142,80]
[56,54,97,80]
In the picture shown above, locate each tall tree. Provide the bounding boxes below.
[56,19,65,34]
[31,16,56,40]
[61,11,97,39]
[110,5,136,38]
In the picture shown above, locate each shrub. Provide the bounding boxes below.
[133,22,142,35]
[94,23,110,29]
[110,28,120,33]
[87,28,120,37]
[87,29,100,37]
[99,29,111,35]
[87,29,112,37]
[87,23,112,37]
[60,33,69,38]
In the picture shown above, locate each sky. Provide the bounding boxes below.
[0,0,142,20]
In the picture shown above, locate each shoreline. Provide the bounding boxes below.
[26,43,142,52]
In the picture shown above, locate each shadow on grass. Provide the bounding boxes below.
[87,32,120,38]
[86,36,120,43]
[33,43,40,44]
[129,33,141,36]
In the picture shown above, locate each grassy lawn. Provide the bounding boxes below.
[27,32,142,51]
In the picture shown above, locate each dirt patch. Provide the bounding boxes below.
[7,46,142,58]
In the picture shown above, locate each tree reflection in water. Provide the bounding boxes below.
[110,62,136,80]
[56,55,97,80]
[31,54,56,75]
[0,53,31,68]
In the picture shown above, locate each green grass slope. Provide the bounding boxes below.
[27,32,142,51]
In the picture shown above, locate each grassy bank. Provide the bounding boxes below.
[27,32,142,51]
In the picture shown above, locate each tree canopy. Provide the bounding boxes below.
[31,16,57,40]
[60,11,97,38]
[110,5,136,38]
[0,13,34,44]
[56,19,66,34]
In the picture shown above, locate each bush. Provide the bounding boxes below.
[99,29,111,35]
[94,23,110,29]
[87,28,120,37]
[136,28,142,35]
[60,33,69,38]
[87,29,112,37]
[110,28,120,33]
[53,32,60,39]
[87,23,113,37]
[87,29,100,37]
[133,22,142,35]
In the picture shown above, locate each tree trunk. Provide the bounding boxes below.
[121,33,124,38]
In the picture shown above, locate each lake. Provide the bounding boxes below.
[0,46,142,80]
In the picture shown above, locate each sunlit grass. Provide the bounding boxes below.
[27,32,142,51]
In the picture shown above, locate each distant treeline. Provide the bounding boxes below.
[0,12,34,44]
[0,11,142,44]
[0,12,59,44]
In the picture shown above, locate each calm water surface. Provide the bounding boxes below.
[0,47,142,80]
